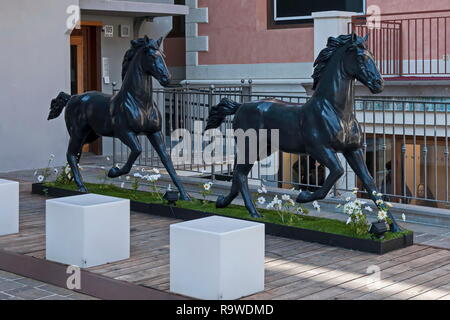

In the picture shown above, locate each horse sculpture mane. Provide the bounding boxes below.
[121,36,161,80]
[312,34,360,90]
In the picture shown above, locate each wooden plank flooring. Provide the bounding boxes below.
[0,185,449,300]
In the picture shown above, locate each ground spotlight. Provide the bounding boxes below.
[163,184,179,205]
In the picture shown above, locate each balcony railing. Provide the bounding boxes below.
[349,10,450,77]
[111,84,450,209]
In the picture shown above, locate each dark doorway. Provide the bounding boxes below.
[70,22,103,155]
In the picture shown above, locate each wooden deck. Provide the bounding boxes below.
[1,184,450,300]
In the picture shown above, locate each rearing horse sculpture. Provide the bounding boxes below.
[205,34,400,232]
[48,36,190,200]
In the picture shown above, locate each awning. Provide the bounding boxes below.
[79,0,189,17]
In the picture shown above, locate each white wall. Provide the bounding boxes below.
[0,0,76,172]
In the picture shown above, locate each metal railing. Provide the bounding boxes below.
[349,10,450,76]
[112,85,450,209]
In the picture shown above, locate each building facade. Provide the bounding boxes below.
[0,0,449,209]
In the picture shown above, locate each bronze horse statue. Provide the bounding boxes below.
[206,34,400,232]
[48,36,190,200]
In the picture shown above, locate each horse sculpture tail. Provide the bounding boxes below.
[205,97,242,130]
[48,92,71,120]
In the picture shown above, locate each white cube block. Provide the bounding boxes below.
[0,179,19,236]
[46,194,130,268]
[170,216,265,300]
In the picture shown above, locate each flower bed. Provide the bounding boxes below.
[32,182,413,255]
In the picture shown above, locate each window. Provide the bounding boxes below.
[167,0,185,38]
[268,0,365,28]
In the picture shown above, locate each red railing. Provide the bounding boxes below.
[349,10,450,77]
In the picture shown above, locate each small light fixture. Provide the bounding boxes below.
[369,221,388,238]
[163,184,179,205]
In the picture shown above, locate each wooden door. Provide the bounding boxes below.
[70,22,102,154]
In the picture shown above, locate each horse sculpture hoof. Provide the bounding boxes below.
[78,186,88,193]
[390,223,402,233]
[179,193,191,201]
[107,167,122,178]
[296,191,313,204]
[216,195,228,208]
[250,211,262,218]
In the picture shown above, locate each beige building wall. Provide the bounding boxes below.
[0,0,77,172]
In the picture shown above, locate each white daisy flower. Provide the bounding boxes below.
[257,197,266,205]
[106,157,110,161]
[377,192,383,197]
[37,175,44,183]
[152,168,160,174]
[281,194,291,201]
[402,213,406,222]
[258,185,267,194]
[120,182,125,188]
[126,176,130,181]
[336,204,342,208]
[346,197,351,202]
[203,183,211,191]
[53,168,58,174]
[346,217,352,225]
[365,206,373,212]
[386,202,393,208]
[148,174,160,183]
[377,210,387,221]
[312,200,320,212]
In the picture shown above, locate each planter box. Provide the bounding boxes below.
[32,183,414,255]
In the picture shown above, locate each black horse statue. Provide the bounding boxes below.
[48,36,190,200]
[205,34,400,232]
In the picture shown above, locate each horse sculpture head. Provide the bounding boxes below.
[345,34,384,93]
[122,35,171,86]
[312,33,384,94]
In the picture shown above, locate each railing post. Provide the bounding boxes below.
[241,79,253,103]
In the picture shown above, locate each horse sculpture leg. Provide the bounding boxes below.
[108,131,142,178]
[67,136,88,192]
[296,147,344,204]
[344,149,401,232]
[147,131,191,201]
[234,164,260,218]
[216,156,240,209]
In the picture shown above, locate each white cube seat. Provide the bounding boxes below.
[170,216,265,300]
[46,194,130,268]
[0,179,19,236]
